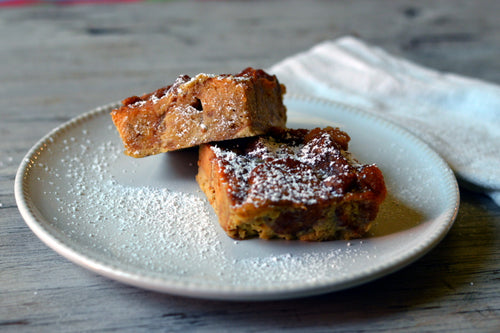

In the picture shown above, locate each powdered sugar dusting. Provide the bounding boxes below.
[33,122,223,274]
[131,100,146,108]
[173,72,250,96]
[30,119,374,284]
[225,244,371,285]
[18,98,460,297]
[212,130,364,207]
[26,114,383,286]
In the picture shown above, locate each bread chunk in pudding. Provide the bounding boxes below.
[111,68,287,157]
[196,127,387,241]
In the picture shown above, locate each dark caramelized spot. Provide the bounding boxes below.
[237,67,276,81]
[122,95,142,106]
[192,98,203,112]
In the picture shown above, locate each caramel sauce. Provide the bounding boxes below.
[212,127,386,210]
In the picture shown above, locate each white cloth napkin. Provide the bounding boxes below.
[269,36,500,205]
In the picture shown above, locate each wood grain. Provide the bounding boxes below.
[1,1,499,332]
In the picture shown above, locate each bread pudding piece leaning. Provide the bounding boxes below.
[111,68,287,157]
[196,127,387,241]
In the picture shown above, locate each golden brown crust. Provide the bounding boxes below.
[111,68,287,157]
[196,127,387,241]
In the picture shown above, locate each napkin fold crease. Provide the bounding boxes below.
[269,36,500,205]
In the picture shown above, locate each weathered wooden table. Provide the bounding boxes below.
[1,1,499,331]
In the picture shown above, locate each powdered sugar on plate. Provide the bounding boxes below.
[15,97,459,300]
[28,117,223,275]
[23,110,376,284]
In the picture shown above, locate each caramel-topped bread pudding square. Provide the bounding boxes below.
[196,127,387,241]
[111,68,287,157]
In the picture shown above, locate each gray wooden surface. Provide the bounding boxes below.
[1,0,499,332]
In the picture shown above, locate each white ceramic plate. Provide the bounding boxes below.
[15,95,459,301]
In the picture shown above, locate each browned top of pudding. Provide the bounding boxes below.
[208,126,387,210]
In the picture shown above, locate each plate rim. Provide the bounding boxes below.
[14,95,460,301]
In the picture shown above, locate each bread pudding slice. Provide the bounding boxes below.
[196,127,387,241]
[111,68,287,157]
